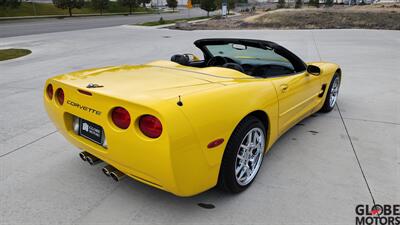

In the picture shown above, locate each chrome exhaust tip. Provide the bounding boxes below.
[79,152,89,161]
[110,170,125,182]
[86,154,101,165]
[102,165,117,176]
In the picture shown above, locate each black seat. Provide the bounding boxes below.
[222,63,245,73]
[171,54,190,66]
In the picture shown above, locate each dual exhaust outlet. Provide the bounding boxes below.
[79,151,125,182]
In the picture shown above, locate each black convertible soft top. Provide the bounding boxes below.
[194,38,307,73]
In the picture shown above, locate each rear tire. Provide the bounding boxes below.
[218,116,266,193]
[320,73,340,113]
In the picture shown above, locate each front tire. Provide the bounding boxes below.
[218,116,266,193]
[320,73,341,113]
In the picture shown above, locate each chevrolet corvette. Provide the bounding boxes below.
[44,38,341,196]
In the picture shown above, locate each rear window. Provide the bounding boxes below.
[206,43,293,69]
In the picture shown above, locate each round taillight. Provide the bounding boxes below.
[46,84,53,99]
[139,115,162,138]
[56,88,64,105]
[111,107,131,129]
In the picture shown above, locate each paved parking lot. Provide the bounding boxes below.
[0,27,399,225]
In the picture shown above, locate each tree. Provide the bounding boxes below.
[91,0,109,15]
[166,0,177,11]
[215,0,221,9]
[309,0,319,7]
[277,0,285,8]
[118,0,137,14]
[0,0,22,8]
[325,0,333,7]
[295,0,302,8]
[138,0,150,8]
[227,0,235,14]
[200,0,216,17]
[52,0,84,17]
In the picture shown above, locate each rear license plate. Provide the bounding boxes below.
[79,118,104,145]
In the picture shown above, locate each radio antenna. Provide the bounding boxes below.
[177,95,183,106]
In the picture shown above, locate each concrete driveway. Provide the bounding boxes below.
[0,27,399,225]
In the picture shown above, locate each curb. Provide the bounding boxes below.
[0,10,178,21]
[129,12,241,29]
[154,13,241,29]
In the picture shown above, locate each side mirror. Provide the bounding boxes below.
[307,65,321,76]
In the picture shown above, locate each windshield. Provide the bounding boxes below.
[205,43,294,69]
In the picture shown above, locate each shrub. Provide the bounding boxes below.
[0,0,21,8]
[325,0,333,7]
[295,0,302,8]
[277,0,286,8]
[91,0,109,15]
[159,16,165,24]
[309,0,319,7]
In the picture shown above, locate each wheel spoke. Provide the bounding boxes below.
[238,166,247,180]
[255,141,262,149]
[236,163,244,175]
[240,144,248,150]
[237,154,245,160]
[246,167,252,177]
[256,133,262,145]
[253,132,259,145]
[250,149,260,162]
[247,132,253,145]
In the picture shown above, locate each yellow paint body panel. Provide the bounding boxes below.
[44,60,340,196]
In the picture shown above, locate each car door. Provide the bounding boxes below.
[271,71,321,135]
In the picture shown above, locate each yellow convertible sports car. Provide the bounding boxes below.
[44,38,341,196]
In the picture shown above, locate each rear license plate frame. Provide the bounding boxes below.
[78,118,104,145]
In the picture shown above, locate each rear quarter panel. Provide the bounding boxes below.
[175,78,279,190]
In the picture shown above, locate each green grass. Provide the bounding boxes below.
[139,16,209,26]
[0,49,32,61]
[0,2,154,17]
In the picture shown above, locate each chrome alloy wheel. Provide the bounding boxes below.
[329,76,340,108]
[235,127,265,186]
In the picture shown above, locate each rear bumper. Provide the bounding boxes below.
[44,81,220,197]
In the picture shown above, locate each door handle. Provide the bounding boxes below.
[280,84,289,93]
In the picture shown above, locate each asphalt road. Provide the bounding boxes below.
[0,8,208,38]
[0,27,399,224]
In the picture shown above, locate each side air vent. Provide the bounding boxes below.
[319,84,327,97]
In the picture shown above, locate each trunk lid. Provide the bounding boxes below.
[51,61,252,102]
